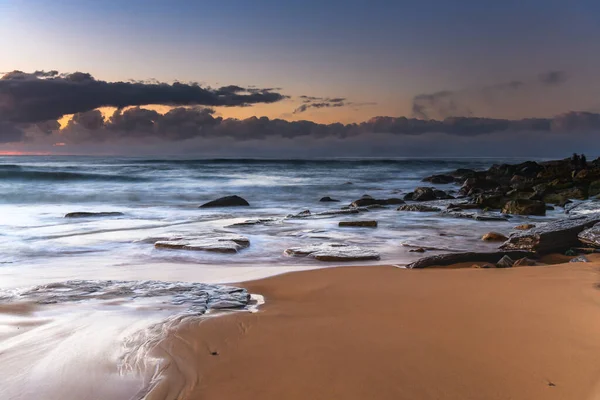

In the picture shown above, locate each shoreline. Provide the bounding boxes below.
[155,259,600,400]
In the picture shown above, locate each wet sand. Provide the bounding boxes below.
[158,258,600,400]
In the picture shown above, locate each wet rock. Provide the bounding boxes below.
[287,210,312,218]
[317,209,362,216]
[514,224,535,230]
[284,243,380,262]
[513,257,538,267]
[154,234,250,254]
[481,232,508,242]
[228,218,276,227]
[441,210,509,221]
[500,214,600,253]
[200,195,249,208]
[397,204,441,212]
[411,187,436,201]
[338,220,378,228]
[409,248,426,253]
[566,201,600,215]
[447,203,482,211]
[578,223,600,247]
[407,251,534,269]
[349,197,404,207]
[422,174,455,184]
[65,211,124,218]
[496,255,515,268]
[501,199,546,216]
[569,255,590,263]
[589,180,600,197]
[320,196,340,202]
[474,194,509,210]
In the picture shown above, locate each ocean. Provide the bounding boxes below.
[0,156,559,399]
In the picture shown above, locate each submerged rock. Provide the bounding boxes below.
[320,196,340,202]
[500,214,600,253]
[284,243,380,262]
[199,195,250,208]
[397,204,441,212]
[338,220,378,228]
[64,212,124,218]
[154,234,250,254]
[481,232,508,242]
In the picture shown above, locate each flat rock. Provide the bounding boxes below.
[350,197,404,207]
[65,212,124,218]
[440,210,509,221]
[320,196,340,202]
[578,223,600,247]
[500,214,600,253]
[514,224,535,230]
[397,204,441,212]
[501,199,546,216]
[154,233,250,254]
[199,195,250,208]
[406,251,534,269]
[338,220,378,228]
[284,243,380,262]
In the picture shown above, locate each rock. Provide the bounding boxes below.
[349,197,404,207]
[200,195,249,208]
[569,255,590,263]
[422,174,455,184]
[317,209,362,216]
[320,196,340,202]
[338,220,378,228]
[407,251,534,269]
[284,243,380,262]
[513,257,538,267]
[433,189,454,200]
[481,232,508,242]
[412,187,437,201]
[496,255,515,268]
[500,214,600,253]
[578,223,600,247]
[228,218,276,227]
[64,212,124,218]
[447,203,481,210]
[441,210,509,221]
[397,204,441,212]
[474,194,509,209]
[589,180,600,197]
[154,234,250,253]
[409,248,426,253]
[514,224,535,230]
[501,199,546,216]
[287,210,312,218]
[566,201,600,215]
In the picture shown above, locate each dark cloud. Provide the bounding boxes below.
[55,108,600,145]
[293,96,374,114]
[0,70,288,124]
[412,70,569,119]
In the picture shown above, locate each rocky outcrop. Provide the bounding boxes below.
[481,232,508,242]
[65,212,124,218]
[500,214,600,253]
[421,174,456,184]
[501,199,546,216]
[578,223,600,247]
[154,234,250,253]
[199,195,250,208]
[397,204,441,212]
[284,243,380,262]
[406,251,535,269]
[407,187,454,202]
[320,196,340,202]
[339,220,378,228]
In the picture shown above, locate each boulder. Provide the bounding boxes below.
[481,232,508,242]
[65,212,124,218]
[406,251,534,269]
[578,223,600,247]
[338,220,378,228]
[411,187,437,201]
[320,196,340,202]
[500,214,600,253]
[397,204,441,212]
[569,255,590,263]
[284,243,380,262]
[422,174,455,184]
[589,180,600,197]
[474,194,508,209]
[154,234,250,254]
[496,255,515,268]
[200,195,249,208]
[409,248,426,253]
[501,199,546,216]
[350,197,404,207]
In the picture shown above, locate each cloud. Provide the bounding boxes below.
[0,70,288,124]
[293,96,375,114]
[411,70,569,120]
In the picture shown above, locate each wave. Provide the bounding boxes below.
[0,170,148,182]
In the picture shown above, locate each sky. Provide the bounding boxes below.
[1,0,599,156]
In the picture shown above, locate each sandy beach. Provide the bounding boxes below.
[154,259,600,400]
